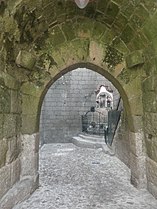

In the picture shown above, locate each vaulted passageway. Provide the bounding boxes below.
[12,66,147,209]
[1,0,157,208]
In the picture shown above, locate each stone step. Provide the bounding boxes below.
[72,136,106,149]
[79,133,104,142]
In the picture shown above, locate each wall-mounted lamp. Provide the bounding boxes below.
[74,0,89,9]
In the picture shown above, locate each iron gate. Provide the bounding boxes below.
[82,107,108,135]
[82,105,121,144]
[104,110,121,146]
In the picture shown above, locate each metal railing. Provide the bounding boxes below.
[81,97,122,145]
[81,107,108,135]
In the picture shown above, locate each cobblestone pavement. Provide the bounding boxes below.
[13,143,157,209]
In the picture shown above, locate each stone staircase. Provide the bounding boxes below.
[72,133,115,156]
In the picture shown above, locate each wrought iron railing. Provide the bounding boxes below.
[104,97,122,145]
[81,97,122,145]
[81,106,108,135]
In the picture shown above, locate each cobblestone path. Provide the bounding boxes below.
[13,143,157,209]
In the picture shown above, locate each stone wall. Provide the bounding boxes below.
[1,0,157,207]
[143,73,157,198]
[0,73,21,201]
[40,68,120,144]
[0,75,39,208]
[114,112,130,168]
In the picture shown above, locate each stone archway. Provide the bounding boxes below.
[35,62,146,191]
[0,40,147,209]
[1,0,157,207]
[16,51,147,206]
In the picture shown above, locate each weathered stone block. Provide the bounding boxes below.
[144,113,157,136]
[0,113,4,140]
[129,131,145,157]
[146,157,157,187]
[6,136,20,164]
[0,138,8,168]
[48,26,65,47]
[143,91,157,112]
[11,90,21,114]
[92,22,107,40]
[11,158,21,186]
[132,115,143,132]
[121,24,135,44]
[3,114,17,138]
[16,115,22,134]
[126,50,145,68]
[0,177,36,209]
[89,41,104,65]
[130,153,146,179]
[21,82,42,97]
[62,22,75,41]
[1,72,20,90]
[123,75,142,99]
[145,136,153,160]
[151,136,157,163]
[35,133,39,153]
[16,50,36,71]
[0,164,11,199]
[0,86,11,113]
[142,75,157,92]
[129,95,143,116]
[71,39,89,61]
[21,114,37,134]
[22,95,39,115]
[20,134,39,177]
[147,181,157,199]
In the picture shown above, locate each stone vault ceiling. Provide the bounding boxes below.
[0,0,157,75]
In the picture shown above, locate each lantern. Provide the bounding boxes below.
[74,0,89,9]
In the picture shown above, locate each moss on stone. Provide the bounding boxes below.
[37,53,57,71]
[126,50,144,68]
[21,114,38,134]
[92,22,107,40]
[62,22,76,41]
[34,31,49,51]
[16,50,36,70]
[3,32,15,65]
[104,45,124,70]
[143,91,157,112]
[105,1,119,19]
[0,85,11,113]
[84,2,96,18]
[0,0,7,16]
[141,0,157,14]
[120,24,135,44]
[117,68,132,84]
[71,39,90,61]
[47,26,65,48]
[97,0,108,12]
[112,13,128,35]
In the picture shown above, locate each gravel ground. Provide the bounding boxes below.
[13,143,157,209]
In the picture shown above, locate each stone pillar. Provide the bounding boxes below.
[129,130,147,189]
[20,133,39,190]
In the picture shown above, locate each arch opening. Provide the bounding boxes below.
[39,63,133,169]
[36,62,147,192]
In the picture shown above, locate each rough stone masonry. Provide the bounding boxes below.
[1,0,157,208]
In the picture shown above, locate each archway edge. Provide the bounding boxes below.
[38,62,133,131]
